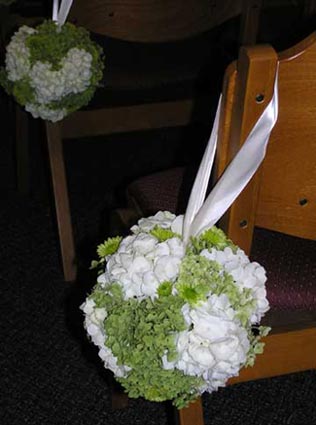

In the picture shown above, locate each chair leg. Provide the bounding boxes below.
[45,121,76,282]
[15,106,30,195]
[110,377,129,409]
[176,398,204,425]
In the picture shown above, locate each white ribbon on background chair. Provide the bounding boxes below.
[52,0,74,26]
[183,70,279,244]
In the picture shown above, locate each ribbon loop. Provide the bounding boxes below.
[183,69,279,241]
[52,0,73,26]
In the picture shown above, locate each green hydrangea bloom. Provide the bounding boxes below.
[91,284,203,408]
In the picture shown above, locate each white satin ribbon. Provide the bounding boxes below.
[52,0,73,26]
[183,70,279,242]
[183,96,222,243]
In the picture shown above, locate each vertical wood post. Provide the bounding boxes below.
[177,398,204,425]
[46,122,76,282]
[223,45,278,254]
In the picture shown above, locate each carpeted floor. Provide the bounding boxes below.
[1,95,316,425]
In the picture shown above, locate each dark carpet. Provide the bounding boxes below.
[1,95,316,425]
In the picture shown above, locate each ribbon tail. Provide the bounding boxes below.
[189,70,279,238]
[57,0,74,26]
[52,0,59,22]
[183,96,222,244]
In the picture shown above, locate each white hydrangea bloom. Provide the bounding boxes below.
[101,232,185,300]
[5,26,36,81]
[25,103,67,122]
[80,299,131,378]
[167,294,250,391]
[200,247,269,322]
[29,48,92,104]
[131,211,178,234]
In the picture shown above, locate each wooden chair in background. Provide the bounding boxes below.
[128,33,316,425]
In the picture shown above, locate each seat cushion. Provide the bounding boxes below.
[127,166,187,215]
[251,227,316,311]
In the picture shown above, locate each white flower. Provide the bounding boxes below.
[28,48,93,105]
[169,295,250,392]
[5,26,36,81]
[81,298,95,315]
[201,247,269,323]
[80,299,131,378]
[154,255,182,282]
[25,103,67,122]
[131,211,177,233]
[104,233,185,299]
[131,233,158,255]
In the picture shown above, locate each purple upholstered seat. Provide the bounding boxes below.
[127,167,187,215]
[251,228,316,311]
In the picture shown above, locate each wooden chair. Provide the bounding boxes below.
[42,0,265,282]
[126,34,316,425]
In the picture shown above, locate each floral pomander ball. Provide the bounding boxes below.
[0,21,104,122]
[82,211,270,408]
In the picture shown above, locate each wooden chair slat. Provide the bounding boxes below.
[69,0,243,42]
[61,100,194,139]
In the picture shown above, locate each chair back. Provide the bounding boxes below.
[69,0,243,42]
[215,33,316,254]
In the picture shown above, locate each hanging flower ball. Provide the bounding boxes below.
[81,211,270,409]
[0,20,104,122]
